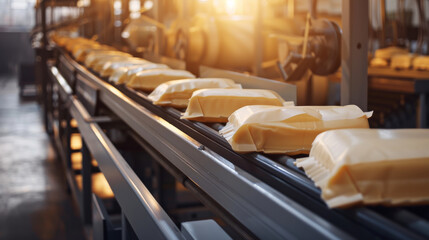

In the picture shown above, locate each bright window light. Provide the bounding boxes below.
[11,1,28,9]
[143,0,153,10]
[113,1,122,10]
[129,0,141,11]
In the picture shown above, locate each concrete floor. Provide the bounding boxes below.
[0,74,85,240]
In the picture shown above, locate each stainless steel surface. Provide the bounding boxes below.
[50,66,72,98]
[341,0,368,111]
[181,220,232,240]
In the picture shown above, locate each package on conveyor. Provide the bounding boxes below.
[109,64,170,84]
[51,34,78,47]
[100,59,151,77]
[374,46,408,60]
[148,78,242,108]
[62,37,91,50]
[93,56,142,73]
[390,54,415,70]
[220,105,371,154]
[84,51,132,69]
[295,129,429,208]
[65,38,98,53]
[413,56,429,71]
[369,58,388,67]
[181,89,289,122]
[126,69,196,91]
[370,46,409,68]
[73,46,117,62]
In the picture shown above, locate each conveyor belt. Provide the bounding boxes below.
[119,85,429,240]
[57,49,429,240]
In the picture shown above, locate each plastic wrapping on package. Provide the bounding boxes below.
[92,56,136,73]
[73,46,115,62]
[295,129,429,208]
[148,78,242,108]
[374,46,408,60]
[126,69,195,91]
[413,56,429,71]
[220,105,371,154]
[182,89,289,122]
[99,59,150,77]
[391,54,414,70]
[84,51,132,69]
[110,64,170,84]
[370,58,388,67]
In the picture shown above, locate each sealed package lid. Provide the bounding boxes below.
[148,78,242,108]
[374,46,408,60]
[114,64,169,84]
[390,54,414,70]
[182,89,289,122]
[295,129,429,208]
[99,58,150,77]
[220,105,371,154]
[413,56,429,70]
[126,69,196,91]
[109,64,170,84]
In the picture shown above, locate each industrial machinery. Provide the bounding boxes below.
[33,0,429,239]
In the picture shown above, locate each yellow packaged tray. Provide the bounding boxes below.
[296,129,429,208]
[148,78,242,108]
[109,64,170,84]
[73,47,116,62]
[391,54,414,70]
[182,89,289,122]
[370,58,388,68]
[374,46,408,60]
[220,105,371,154]
[126,69,196,91]
[92,56,137,73]
[64,38,94,51]
[100,59,150,77]
[84,51,132,69]
[413,56,429,71]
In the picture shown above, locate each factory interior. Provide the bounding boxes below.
[0,0,428,239]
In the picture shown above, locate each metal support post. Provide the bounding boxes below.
[121,213,139,240]
[341,0,368,111]
[418,93,427,128]
[81,139,93,225]
[40,0,51,133]
[154,0,163,56]
[159,167,177,212]
[65,113,72,169]
[253,0,264,76]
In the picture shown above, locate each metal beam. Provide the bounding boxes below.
[341,0,368,111]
